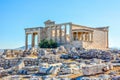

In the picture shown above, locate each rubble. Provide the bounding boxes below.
[24,58,39,66]
[112,76,120,80]
[3,49,24,58]
[38,49,48,57]
[109,71,117,75]
[0,70,8,78]
[99,74,111,80]
[0,58,22,69]
[0,47,120,79]
[82,63,113,75]
[56,46,67,53]
[64,48,115,61]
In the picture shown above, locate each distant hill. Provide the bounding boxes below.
[0,49,4,55]
[15,45,38,50]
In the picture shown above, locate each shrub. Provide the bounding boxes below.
[39,39,57,48]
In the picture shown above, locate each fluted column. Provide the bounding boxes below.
[91,32,93,41]
[106,30,109,48]
[81,32,83,41]
[55,26,57,42]
[59,25,62,43]
[38,29,41,45]
[86,33,88,41]
[89,32,91,41]
[50,26,52,40]
[83,32,85,41]
[85,33,87,41]
[25,33,28,50]
[88,32,90,41]
[69,23,73,42]
[77,32,78,40]
[32,33,35,48]
[64,25,66,43]
[83,33,85,41]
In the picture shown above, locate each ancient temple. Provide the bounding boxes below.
[25,20,109,50]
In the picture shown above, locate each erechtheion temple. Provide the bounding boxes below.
[25,20,109,50]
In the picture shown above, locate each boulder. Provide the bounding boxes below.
[109,71,116,75]
[56,46,67,53]
[99,74,110,80]
[38,49,48,56]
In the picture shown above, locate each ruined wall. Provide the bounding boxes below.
[40,28,48,40]
[83,30,108,50]
[72,25,108,50]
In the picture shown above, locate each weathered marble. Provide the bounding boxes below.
[25,20,109,50]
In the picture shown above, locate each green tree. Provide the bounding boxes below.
[39,39,57,48]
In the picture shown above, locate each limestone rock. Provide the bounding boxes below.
[38,49,48,57]
[56,46,67,53]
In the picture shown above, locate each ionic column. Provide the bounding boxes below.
[91,32,93,41]
[32,33,35,48]
[81,32,83,41]
[69,23,73,42]
[51,28,54,40]
[38,29,41,44]
[83,32,85,41]
[86,33,89,41]
[77,32,78,40]
[89,32,91,41]
[25,33,28,50]
[88,32,90,41]
[55,26,57,42]
[83,33,86,41]
[85,33,87,41]
[64,25,66,43]
[50,26,52,40]
[106,30,109,48]
[75,32,77,40]
[59,25,62,43]
[79,32,82,40]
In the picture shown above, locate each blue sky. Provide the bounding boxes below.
[0,0,120,49]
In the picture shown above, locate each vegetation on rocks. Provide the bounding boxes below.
[39,39,57,48]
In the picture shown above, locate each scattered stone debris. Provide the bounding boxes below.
[56,46,67,53]
[82,63,113,75]
[0,47,120,79]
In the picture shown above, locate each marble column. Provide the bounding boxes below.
[85,33,87,41]
[75,32,78,40]
[88,32,90,41]
[91,32,93,41]
[51,27,54,40]
[89,32,91,41]
[81,32,83,41]
[106,30,109,48]
[64,25,66,43]
[38,29,41,44]
[86,33,89,41]
[82,32,85,41]
[32,33,35,48]
[69,23,73,42]
[55,26,57,42]
[25,33,28,50]
[79,32,82,40]
[59,25,62,43]
[50,26,52,40]
[83,32,86,41]
[77,32,78,41]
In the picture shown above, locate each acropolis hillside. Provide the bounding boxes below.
[1,20,120,80]
[25,20,109,50]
